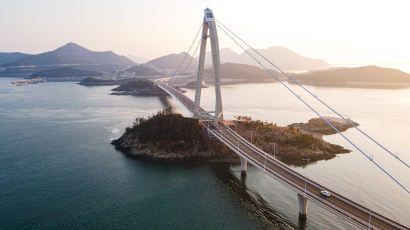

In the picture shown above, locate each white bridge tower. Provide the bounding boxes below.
[194,8,223,125]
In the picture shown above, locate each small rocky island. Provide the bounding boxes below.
[112,111,358,166]
[289,116,359,137]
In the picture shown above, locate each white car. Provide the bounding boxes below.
[321,190,331,197]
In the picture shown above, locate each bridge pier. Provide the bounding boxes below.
[297,194,308,219]
[240,157,247,176]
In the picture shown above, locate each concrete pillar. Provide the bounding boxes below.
[297,194,308,219]
[194,8,223,125]
[207,18,223,124]
[240,156,247,176]
[193,19,208,118]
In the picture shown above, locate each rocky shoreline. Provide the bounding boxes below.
[112,134,238,163]
[229,116,355,166]
[289,116,359,137]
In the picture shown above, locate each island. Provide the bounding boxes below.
[111,79,169,96]
[123,65,163,76]
[112,110,235,162]
[112,112,357,167]
[291,66,410,89]
[288,116,359,137]
[78,77,120,86]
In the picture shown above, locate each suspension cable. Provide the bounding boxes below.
[172,22,203,76]
[180,36,201,74]
[215,22,410,195]
[216,19,410,170]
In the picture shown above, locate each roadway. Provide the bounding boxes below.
[157,81,409,230]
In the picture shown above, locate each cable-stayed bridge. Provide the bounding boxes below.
[156,8,409,230]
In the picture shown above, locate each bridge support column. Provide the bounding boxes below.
[297,194,308,219]
[240,157,247,176]
[194,8,223,125]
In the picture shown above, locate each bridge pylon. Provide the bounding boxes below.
[194,8,223,126]
[297,194,308,219]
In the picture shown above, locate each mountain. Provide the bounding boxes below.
[202,46,331,71]
[29,67,102,79]
[2,43,135,67]
[0,52,32,65]
[125,65,163,76]
[292,66,410,88]
[126,55,147,64]
[245,46,331,71]
[204,48,242,66]
[146,52,198,73]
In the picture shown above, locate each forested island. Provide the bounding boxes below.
[111,79,168,96]
[112,111,357,166]
[112,111,235,162]
[79,77,119,86]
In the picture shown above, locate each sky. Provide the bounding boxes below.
[1,0,410,69]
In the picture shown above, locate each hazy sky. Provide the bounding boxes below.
[1,0,409,66]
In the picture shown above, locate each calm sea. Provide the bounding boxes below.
[1,77,409,229]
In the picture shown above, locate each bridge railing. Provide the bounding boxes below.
[207,124,380,230]
[212,97,405,229]
[208,126,380,229]
[157,81,406,230]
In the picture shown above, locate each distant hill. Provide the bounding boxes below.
[125,65,163,76]
[202,47,331,71]
[203,48,242,66]
[203,63,283,84]
[126,55,147,64]
[0,52,31,65]
[146,52,198,73]
[2,43,135,67]
[30,67,102,79]
[245,46,331,71]
[292,66,410,88]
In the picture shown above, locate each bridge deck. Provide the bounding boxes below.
[157,82,409,230]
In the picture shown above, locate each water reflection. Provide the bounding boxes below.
[210,163,300,229]
[157,95,174,112]
[297,216,307,230]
